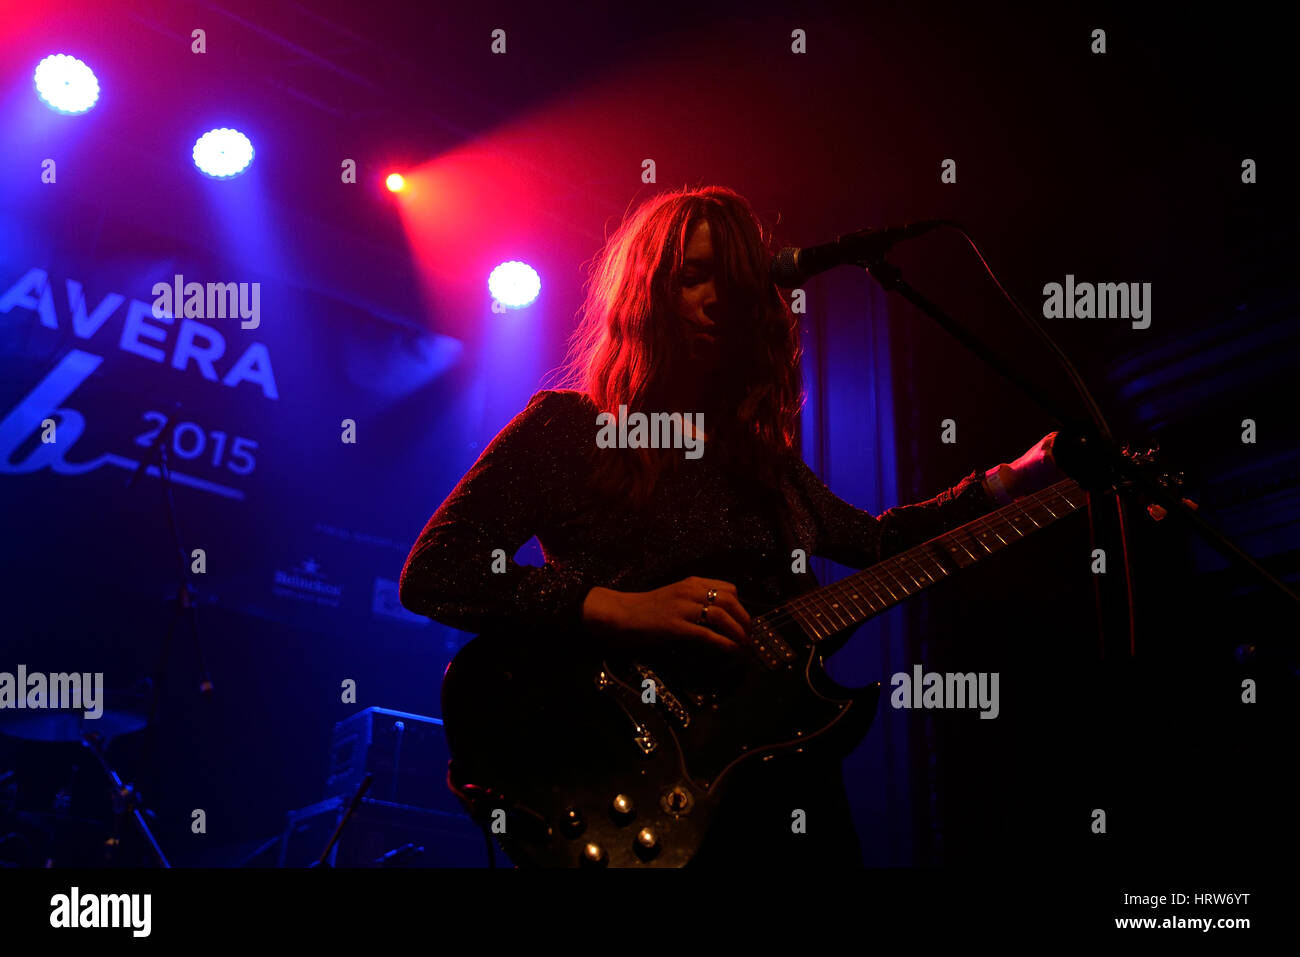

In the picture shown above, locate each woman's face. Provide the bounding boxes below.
[676,219,723,371]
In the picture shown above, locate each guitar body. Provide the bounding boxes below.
[439,473,1108,867]
[441,614,880,867]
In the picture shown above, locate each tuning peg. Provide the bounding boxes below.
[1147,497,1198,521]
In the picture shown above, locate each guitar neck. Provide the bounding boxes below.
[770,478,1089,643]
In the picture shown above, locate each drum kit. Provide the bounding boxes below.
[0,682,169,868]
[1,411,198,868]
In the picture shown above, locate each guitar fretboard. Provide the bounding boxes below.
[760,478,1087,644]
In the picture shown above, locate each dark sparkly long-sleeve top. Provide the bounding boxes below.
[399,389,1001,634]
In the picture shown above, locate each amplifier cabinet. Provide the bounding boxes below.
[326,707,459,814]
[278,795,489,868]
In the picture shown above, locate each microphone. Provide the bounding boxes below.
[770,219,948,287]
[126,415,174,489]
[126,403,182,489]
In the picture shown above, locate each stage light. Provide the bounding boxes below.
[34,54,100,114]
[488,261,541,309]
[386,173,405,192]
[193,128,255,179]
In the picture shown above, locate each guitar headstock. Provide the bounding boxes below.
[1116,443,1197,521]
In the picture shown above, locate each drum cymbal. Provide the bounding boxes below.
[0,709,147,742]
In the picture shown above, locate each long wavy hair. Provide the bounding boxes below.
[555,186,804,509]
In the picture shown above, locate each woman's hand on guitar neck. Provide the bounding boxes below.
[581,577,752,651]
[983,431,1067,504]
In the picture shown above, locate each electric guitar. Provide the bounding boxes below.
[440,454,1174,867]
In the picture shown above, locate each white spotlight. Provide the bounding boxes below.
[193,128,255,179]
[488,261,541,309]
[34,54,100,114]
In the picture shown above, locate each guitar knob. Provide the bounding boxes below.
[611,794,634,820]
[581,842,607,866]
[660,785,693,816]
[634,827,659,860]
[561,807,585,837]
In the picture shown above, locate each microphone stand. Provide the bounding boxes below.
[127,407,216,806]
[859,255,1300,650]
[310,773,374,867]
[80,732,170,867]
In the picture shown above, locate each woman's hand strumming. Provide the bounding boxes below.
[581,577,752,651]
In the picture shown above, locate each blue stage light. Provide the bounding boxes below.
[34,54,100,114]
[192,128,255,179]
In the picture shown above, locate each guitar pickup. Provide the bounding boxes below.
[751,624,796,668]
[634,664,690,729]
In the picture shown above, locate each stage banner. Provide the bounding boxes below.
[0,208,465,644]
